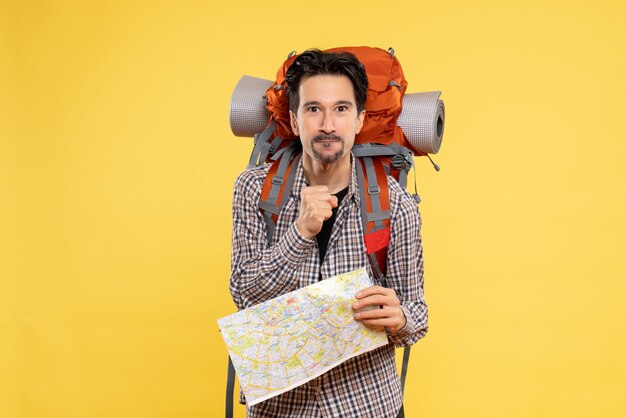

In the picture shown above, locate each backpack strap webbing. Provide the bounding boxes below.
[258,147,301,243]
[226,356,235,418]
[400,345,411,396]
[247,121,282,169]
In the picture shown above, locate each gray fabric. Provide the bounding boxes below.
[397,91,445,154]
[367,210,392,222]
[278,155,301,209]
[258,200,280,215]
[351,143,399,157]
[229,75,272,137]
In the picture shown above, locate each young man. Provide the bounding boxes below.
[229,49,428,417]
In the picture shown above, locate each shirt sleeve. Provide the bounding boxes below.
[229,169,315,309]
[385,187,429,347]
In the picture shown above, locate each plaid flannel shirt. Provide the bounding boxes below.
[229,156,428,418]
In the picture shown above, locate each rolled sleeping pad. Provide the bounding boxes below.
[229,75,445,155]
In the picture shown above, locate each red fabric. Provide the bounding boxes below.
[364,227,391,254]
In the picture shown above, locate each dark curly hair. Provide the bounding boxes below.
[285,49,368,114]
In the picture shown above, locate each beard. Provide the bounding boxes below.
[311,134,345,164]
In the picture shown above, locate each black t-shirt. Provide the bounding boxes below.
[316,186,349,264]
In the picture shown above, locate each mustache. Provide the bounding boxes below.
[313,134,343,142]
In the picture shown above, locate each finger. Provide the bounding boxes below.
[317,193,337,205]
[361,315,406,334]
[301,186,329,200]
[356,286,394,298]
[302,192,331,204]
[304,193,336,207]
[314,200,335,210]
[315,210,333,222]
[303,185,329,193]
[352,295,398,310]
[354,306,399,320]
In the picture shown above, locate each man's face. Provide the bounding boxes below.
[290,74,365,166]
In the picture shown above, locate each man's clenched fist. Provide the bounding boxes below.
[295,185,338,239]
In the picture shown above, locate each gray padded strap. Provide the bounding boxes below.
[278,154,301,209]
[362,157,386,231]
[264,211,277,244]
[355,159,369,229]
[270,140,298,161]
[266,145,297,204]
[367,211,391,222]
[258,200,280,215]
[352,143,399,158]
[261,149,300,244]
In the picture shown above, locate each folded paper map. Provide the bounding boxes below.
[217,268,388,406]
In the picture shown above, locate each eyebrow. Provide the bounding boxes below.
[302,100,354,107]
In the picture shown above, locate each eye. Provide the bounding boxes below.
[336,105,348,112]
[307,106,319,112]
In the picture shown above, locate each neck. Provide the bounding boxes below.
[301,153,351,193]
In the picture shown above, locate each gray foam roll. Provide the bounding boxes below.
[229,75,445,155]
[397,92,445,154]
[229,76,273,137]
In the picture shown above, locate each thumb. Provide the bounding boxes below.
[330,195,339,208]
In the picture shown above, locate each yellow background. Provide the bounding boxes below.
[2,0,625,417]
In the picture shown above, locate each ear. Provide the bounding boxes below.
[355,109,366,134]
[289,110,299,136]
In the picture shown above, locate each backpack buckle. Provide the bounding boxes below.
[391,154,406,169]
[272,176,284,186]
[368,185,380,195]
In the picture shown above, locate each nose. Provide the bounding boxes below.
[320,111,335,134]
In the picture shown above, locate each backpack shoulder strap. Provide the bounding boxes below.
[258,144,301,244]
[355,155,412,396]
[356,156,391,283]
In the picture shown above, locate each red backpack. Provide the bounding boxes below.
[249,46,435,279]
